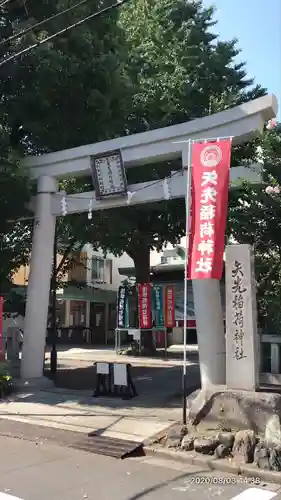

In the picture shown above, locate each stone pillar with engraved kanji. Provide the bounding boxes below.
[225,244,260,390]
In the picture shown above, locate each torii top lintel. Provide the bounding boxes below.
[23,94,278,180]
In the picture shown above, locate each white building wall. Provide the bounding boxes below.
[83,242,184,294]
[83,244,134,292]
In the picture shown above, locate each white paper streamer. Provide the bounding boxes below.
[163,178,171,200]
[61,196,67,216]
[127,191,136,204]
[88,199,93,219]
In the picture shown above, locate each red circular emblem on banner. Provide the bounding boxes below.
[200,145,222,167]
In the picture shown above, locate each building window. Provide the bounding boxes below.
[69,300,86,326]
[56,300,66,326]
[161,256,170,264]
[91,257,112,284]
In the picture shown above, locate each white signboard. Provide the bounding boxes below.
[113,363,127,386]
[96,362,109,375]
[128,329,141,341]
[225,244,259,391]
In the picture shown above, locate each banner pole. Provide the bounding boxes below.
[115,287,119,353]
[183,139,193,425]
[0,296,3,361]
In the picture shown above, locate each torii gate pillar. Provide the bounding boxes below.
[20,176,57,382]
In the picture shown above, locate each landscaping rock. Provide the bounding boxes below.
[166,435,181,449]
[181,435,194,451]
[214,444,230,459]
[269,448,281,472]
[194,437,218,455]
[265,415,281,447]
[254,442,270,470]
[165,426,182,449]
[180,426,188,438]
[232,430,256,464]
[166,437,181,449]
[188,387,281,433]
[216,432,235,449]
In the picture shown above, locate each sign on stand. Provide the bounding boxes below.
[225,244,260,391]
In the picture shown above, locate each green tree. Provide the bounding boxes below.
[59,0,266,284]
[0,122,31,296]
[0,0,132,151]
[1,0,265,283]
[228,123,281,331]
[0,0,132,310]
[0,0,268,344]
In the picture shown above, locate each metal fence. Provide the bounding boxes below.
[260,335,281,385]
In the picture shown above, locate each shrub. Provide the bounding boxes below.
[0,361,13,398]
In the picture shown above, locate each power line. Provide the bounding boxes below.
[0,0,129,68]
[0,0,13,9]
[0,0,94,48]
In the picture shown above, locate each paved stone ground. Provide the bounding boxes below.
[0,354,200,444]
[44,345,199,367]
[0,431,279,500]
[43,346,199,394]
[45,359,192,392]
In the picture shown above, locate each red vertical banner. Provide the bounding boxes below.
[188,139,232,280]
[164,285,176,328]
[0,296,3,360]
[138,283,152,329]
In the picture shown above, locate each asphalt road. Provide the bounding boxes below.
[0,435,280,500]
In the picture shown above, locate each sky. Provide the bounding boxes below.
[203,0,281,118]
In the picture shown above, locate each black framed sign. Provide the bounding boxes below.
[91,149,128,199]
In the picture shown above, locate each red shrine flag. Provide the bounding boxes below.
[138,283,152,329]
[188,139,232,280]
[164,285,176,328]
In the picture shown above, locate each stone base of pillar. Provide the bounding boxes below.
[186,386,281,434]
[14,376,55,392]
[192,280,226,387]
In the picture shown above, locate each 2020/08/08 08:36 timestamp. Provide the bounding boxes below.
[187,476,261,485]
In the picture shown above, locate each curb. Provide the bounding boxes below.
[143,446,281,485]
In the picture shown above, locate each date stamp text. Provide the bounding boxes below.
[187,475,261,485]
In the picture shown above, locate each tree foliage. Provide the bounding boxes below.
[228,124,281,330]
[0,0,132,295]
[58,0,266,281]
[0,0,268,296]
[0,121,31,293]
[1,0,132,151]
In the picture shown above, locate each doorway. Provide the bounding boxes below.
[89,302,106,345]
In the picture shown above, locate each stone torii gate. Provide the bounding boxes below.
[20,94,278,387]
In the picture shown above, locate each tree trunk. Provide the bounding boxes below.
[128,241,156,354]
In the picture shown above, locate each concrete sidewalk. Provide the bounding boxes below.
[0,389,177,443]
[0,349,200,443]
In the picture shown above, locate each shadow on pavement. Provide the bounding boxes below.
[39,363,201,409]
[1,363,201,417]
